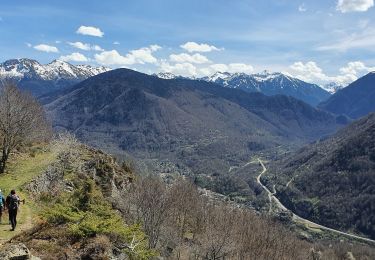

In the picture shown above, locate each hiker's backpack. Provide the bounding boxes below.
[7,195,19,210]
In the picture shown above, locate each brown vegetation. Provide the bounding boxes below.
[121,176,375,259]
[0,81,51,173]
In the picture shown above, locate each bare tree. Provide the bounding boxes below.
[0,81,51,173]
[127,175,170,249]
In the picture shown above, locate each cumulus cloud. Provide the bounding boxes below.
[33,44,59,53]
[158,61,254,77]
[95,45,161,66]
[288,60,375,86]
[160,61,198,77]
[339,61,375,75]
[68,41,104,51]
[169,53,211,64]
[180,42,222,53]
[336,0,374,13]
[68,41,91,51]
[59,52,89,62]
[200,63,254,75]
[76,25,104,37]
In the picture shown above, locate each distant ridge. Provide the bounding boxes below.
[319,72,375,119]
[0,58,110,96]
[155,70,331,106]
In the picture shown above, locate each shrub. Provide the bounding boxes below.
[42,179,156,259]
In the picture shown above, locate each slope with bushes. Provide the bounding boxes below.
[266,113,375,239]
[1,137,375,259]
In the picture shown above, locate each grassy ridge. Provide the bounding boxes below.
[0,149,56,242]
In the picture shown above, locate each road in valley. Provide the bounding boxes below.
[255,158,375,245]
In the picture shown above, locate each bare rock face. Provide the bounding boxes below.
[0,243,39,260]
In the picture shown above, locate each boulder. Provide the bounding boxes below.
[0,243,31,260]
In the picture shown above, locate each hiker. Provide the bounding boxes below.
[0,189,5,224]
[6,190,21,231]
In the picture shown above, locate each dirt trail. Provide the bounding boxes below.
[0,203,34,246]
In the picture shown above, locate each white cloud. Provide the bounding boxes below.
[95,50,127,65]
[298,3,307,12]
[337,0,374,13]
[113,41,120,45]
[59,52,89,62]
[317,28,375,52]
[200,63,254,75]
[288,60,375,86]
[68,41,91,51]
[33,44,59,53]
[26,43,32,48]
[339,61,375,75]
[160,61,198,77]
[180,42,222,53]
[92,45,104,51]
[95,45,161,66]
[169,53,211,64]
[55,40,61,44]
[150,44,162,51]
[227,63,254,73]
[68,41,104,51]
[76,25,104,37]
[209,63,229,73]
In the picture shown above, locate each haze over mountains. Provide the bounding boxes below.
[44,68,342,178]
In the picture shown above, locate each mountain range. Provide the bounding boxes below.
[0,58,344,108]
[319,72,375,119]
[156,71,331,106]
[44,68,343,181]
[266,112,375,239]
[0,58,110,96]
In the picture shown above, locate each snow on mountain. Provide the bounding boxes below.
[0,58,110,81]
[153,72,197,80]
[201,70,331,106]
[0,58,111,96]
[154,72,178,79]
[322,82,344,94]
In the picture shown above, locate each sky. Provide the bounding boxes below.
[0,0,375,86]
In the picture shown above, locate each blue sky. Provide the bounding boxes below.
[0,0,374,86]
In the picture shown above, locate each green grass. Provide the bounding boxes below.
[0,150,56,243]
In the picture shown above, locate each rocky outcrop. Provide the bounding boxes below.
[0,243,40,260]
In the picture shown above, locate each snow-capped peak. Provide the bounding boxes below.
[252,71,284,82]
[155,72,178,79]
[0,58,111,81]
[207,71,233,81]
[321,82,343,94]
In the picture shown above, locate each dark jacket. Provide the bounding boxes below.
[6,194,20,210]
